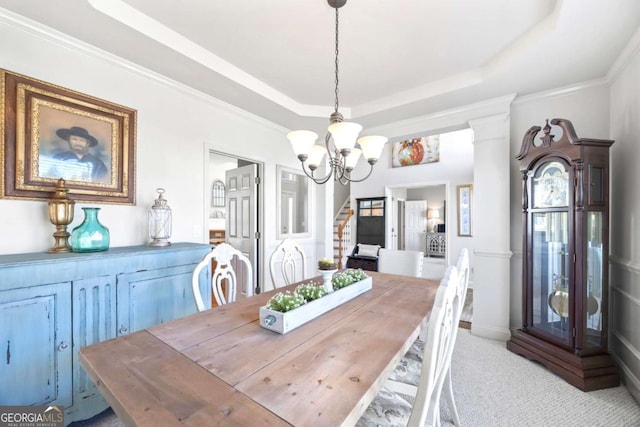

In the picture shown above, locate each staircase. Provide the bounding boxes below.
[333,199,354,269]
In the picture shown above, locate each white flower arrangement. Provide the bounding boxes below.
[332,269,368,290]
[266,280,326,312]
[264,270,369,313]
[260,270,373,334]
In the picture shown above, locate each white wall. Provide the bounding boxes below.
[351,129,474,269]
[609,34,640,402]
[0,16,320,271]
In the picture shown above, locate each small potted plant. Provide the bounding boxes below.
[317,257,337,270]
[317,257,338,292]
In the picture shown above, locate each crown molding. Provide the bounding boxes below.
[366,93,516,137]
[87,0,336,120]
[0,7,288,134]
[353,70,484,118]
[607,24,640,84]
[512,78,609,105]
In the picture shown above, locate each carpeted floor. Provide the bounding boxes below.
[459,288,473,327]
[68,408,122,427]
[438,329,640,426]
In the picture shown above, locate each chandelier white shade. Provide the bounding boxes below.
[344,148,362,170]
[358,135,388,161]
[306,144,328,170]
[287,130,318,159]
[327,122,362,154]
[287,0,387,185]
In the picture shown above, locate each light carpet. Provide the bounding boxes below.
[438,329,640,427]
[459,288,473,324]
[72,328,640,427]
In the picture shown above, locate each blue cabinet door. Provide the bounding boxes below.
[0,283,72,407]
[116,263,208,334]
[68,276,117,421]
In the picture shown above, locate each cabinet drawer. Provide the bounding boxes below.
[346,257,378,272]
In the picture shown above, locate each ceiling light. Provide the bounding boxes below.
[287,0,387,185]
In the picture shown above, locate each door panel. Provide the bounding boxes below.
[405,200,427,252]
[397,200,405,250]
[72,276,117,407]
[226,164,257,295]
[116,265,201,334]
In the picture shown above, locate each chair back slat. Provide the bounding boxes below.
[408,265,459,427]
[269,239,306,288]
[191,243,253,311]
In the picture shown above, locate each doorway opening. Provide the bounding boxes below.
[207,150,263,295]
[386,183,447,280]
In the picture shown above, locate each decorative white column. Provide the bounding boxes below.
[468,114,513,341]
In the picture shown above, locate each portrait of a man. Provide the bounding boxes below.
[1,69,136,204]
[37,104,113,186]
[43,126,109,183]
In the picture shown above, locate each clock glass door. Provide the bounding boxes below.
[585,211,604,350]
[529,160,571,346]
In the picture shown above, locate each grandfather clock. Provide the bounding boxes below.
[507,118,619,391]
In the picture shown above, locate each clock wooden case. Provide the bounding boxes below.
[507,118,619,391]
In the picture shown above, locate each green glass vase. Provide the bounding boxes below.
[70,207,110,252]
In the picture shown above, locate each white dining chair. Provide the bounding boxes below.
[269,238,306,288]
[378,248,424,278]
[357,266,460,427]
[191,243,253,311]
[385,249,470,426]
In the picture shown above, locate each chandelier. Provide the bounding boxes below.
[287,0,387,185]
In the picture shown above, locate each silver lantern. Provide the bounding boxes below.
[148,188,172,247]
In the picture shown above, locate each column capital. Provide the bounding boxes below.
[468,113,510,143]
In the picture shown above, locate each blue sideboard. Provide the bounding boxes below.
[0,242,212,424]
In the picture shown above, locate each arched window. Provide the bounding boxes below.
[212,180,225,207]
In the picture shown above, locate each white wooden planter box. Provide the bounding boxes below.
[259,277,372,334]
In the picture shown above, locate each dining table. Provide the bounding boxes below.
[79,271,439,426]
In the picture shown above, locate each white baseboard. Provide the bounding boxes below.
[471,323,511,342]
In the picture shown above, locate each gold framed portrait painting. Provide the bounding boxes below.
[1,69,136,204]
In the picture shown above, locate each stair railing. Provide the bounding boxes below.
[337,208,354,269]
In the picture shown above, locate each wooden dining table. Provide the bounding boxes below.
[79,271,439,427]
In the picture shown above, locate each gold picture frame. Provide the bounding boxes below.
[1,69,136,204]
[457,184,472,237]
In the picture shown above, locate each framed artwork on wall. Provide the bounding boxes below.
[0,69,137,204]
[391,135,439,167]
[457,184,472,237]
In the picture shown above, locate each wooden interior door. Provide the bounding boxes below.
[226,164,257,296]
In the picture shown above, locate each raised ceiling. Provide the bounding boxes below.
[1,0,639,131]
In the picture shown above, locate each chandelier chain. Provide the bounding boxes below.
[287,0,385,186]
[334,7,340,114]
